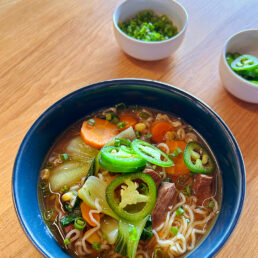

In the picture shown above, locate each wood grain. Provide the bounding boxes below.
[0,0,257,257]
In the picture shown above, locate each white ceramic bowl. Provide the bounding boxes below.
[219,29,258,104]
[113,0,188,61]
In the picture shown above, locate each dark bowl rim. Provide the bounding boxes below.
[12,78,246,258]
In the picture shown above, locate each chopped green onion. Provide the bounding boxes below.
[114,138,121,147]
[87,119,96,126]
[115,138,131,147]
[139,111,150,119]
[74,217,86,230]
[43,208,54,221]
[145,133,152,139]
[168,147,182,158]
[162,178,172,183]
[64,238,70,245]
[139,183,148,194]
[102,234,107,240]
[115,103,127,110]
[117,122,126,129]
[60,153,69,162]
[45,162,53,168]
[106,112,113,121]
[207,200,215,209]
[61,185,68,193]
[129,225,138,241]
[136,130,141,138]
[170,226,179,236]
[154,248,164,258]
[110,116,119,124]
[176,207,184,216]
[92,242,101,250]
[183,185,191,196]
[186,218,190,223]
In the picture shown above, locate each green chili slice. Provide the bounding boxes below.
[183,142,215,174]
[99,146,146,173]
[106,173,156,222]
[131,139,174,167]
[231,54,258,71]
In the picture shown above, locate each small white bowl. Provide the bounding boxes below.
[219,29,258,104]
[113,0,188,61]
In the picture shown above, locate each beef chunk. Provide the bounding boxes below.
[143,169,162,189]
[151,182,177,228]
[63,224,74,234]
[194,174,213,197]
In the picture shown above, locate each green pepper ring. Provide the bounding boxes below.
[183,142,215,174]
[131,139,174,167]
[106,173,156,222]
[231,55,258,72]
[100,146,146,173]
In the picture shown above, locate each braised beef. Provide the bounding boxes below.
[151,182,177,228]
[194,174,213,197]
[143,168,162,189]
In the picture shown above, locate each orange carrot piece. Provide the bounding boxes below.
[80,202,100,227]
[119,113,138,130]
[150,121,174,143]
[165,140,190,175]
[81,117,119,149]
[84,228,101,244]
[106,175,119,185]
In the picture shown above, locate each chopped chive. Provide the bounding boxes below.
[135,131,141,138]
[129,225,137,241]
[110,116,119,124]
[87,118,96,126]
[183,185,191,196]
[145,133,152,139]
[168,147,182,158]
[64,238,70,245]
[60,153,69,162]
[74,217,86,230]
[114,138,121,147]
[92,242,101,250]
[117,121,126,129]
[106,112,113,121]
[61,185,68,193]
[154,248,164,258]
[139,111,150,119]
[115,138,131,146]
[102,234,107,240]
[43,208,54,221]
[207,200,215,209]
[115,103,127,110]
[176,207,184,216]
[170,226,179,236]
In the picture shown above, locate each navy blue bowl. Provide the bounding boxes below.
[12,79,245,258]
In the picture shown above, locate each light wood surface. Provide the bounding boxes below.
[0,0,257,257]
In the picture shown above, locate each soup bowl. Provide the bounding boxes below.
[12,79,245,258]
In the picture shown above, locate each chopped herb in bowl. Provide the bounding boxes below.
[118,10,178,42]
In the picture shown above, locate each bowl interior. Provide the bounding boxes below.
[224,29,258,56]
[13,79,245,258]
[114,0,187,33]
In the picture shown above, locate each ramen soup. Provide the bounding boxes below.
[38,104,221,258]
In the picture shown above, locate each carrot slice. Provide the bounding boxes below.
[80,202,100,227]
[106,175,119,185]
[119,113,138,130]
[150,121,174,143]
[81,117,119,149]
[84,228,101,244]
[165,140,190,175]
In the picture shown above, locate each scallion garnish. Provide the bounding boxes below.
[114,138,121,147]
[64,238,70,245]
[74,217,86,230]
[145,133,152,139]
[169,147,182,158]
[115,103,127,110]
[110,116,119,124]
[154,248,164,258]
[43,208,54,221]
[87,119,96,126]
[60,153,69,162]
[183,185,191,196]
[207,200,215,209]
[92,242,101,250]
[61,185,68,193]
[117,121,126,129]
[139,111,150,119]
[102,234,107,240]
[176,207,184,216]
[170,226,179,236]
[106,112,113,121]
[135,131,141,138]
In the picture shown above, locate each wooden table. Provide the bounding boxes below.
[0,0,257,257]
